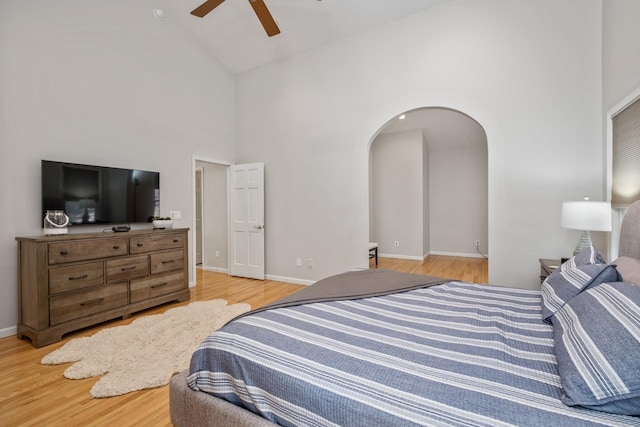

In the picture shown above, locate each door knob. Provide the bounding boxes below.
[254,225,264,230]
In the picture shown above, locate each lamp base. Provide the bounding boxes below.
[573,230,592,256]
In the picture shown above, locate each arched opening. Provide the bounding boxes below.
[368,107,488,273]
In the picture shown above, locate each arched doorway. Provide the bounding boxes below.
[368,107,488,265]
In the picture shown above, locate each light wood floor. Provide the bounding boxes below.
[0,255,487,427]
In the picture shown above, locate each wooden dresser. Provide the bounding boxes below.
[16,228,190,347]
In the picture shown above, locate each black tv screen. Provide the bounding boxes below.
[42,160,160,226]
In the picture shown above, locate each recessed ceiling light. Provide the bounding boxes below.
[153,8,165,20]
[399,114,406,120]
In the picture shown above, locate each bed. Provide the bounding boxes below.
[170,202,640,426]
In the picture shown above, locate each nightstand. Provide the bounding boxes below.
[539,258,561,283]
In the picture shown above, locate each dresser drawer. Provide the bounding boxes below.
[48,238,128,265]
[130,233,185,254]
[49,262,104,295]
[130,272,185,303]
[150,250,184,274]
[106,256,149,282]
[49,283,128,325]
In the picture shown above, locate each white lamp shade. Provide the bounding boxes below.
[561,201,612,231]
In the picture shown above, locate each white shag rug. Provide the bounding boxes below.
[41,299,250,398]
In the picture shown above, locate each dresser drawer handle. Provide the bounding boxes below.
[151,282,168,289]
[113,245,120,250]
[120,266,136,271]
[173,239,179,243]
[137,243,144,247]
[161,260,175,264]
[68,274,88,281]
[60,251,69,256]
[80,298,105,307]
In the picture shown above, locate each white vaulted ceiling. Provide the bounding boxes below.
[160,0,450,74]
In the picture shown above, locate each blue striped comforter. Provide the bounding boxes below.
[188,281,640,426]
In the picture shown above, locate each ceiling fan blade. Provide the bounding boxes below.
[191,0,226,18]
[249,0,281,37]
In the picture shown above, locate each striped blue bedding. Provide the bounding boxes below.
[188,281,640,426]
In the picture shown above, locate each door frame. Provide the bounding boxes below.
[194,166,204,265]
[191,156,232,285]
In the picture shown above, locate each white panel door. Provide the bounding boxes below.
[229,163,264,279]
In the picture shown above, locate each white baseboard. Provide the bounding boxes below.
[196,266,314,286]
[199,266,228,274]
[195,266,314,286]
[378,253,425,261]
[0,325,17,339]
[379,252,487,260]
[428,251,487,259]
[265,274,314,286]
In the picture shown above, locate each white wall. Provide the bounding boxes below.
[235,0,604,288]
[429,143,488,257]
[197,161,228,272]
[603,0,640,112]
[0,1,236,336]
[371,130,426,259]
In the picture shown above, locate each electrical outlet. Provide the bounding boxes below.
[169,211,181,220]
[394,240,399,247]
[215,250,220,258]
[296,258,301,267]
[476,240,480,246]
[307,259,313,268]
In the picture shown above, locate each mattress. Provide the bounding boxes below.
[188,280,640,426]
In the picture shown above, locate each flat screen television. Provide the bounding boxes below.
[42,160,160,226]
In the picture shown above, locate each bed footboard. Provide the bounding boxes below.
[169,370,277,427]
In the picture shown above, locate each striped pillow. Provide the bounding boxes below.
[560,245,607,270]
[540,263,620,322]
[551,281,640,415]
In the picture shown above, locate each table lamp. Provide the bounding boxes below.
[560,197,612,255]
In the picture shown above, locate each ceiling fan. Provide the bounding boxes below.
[191,0,281,37]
